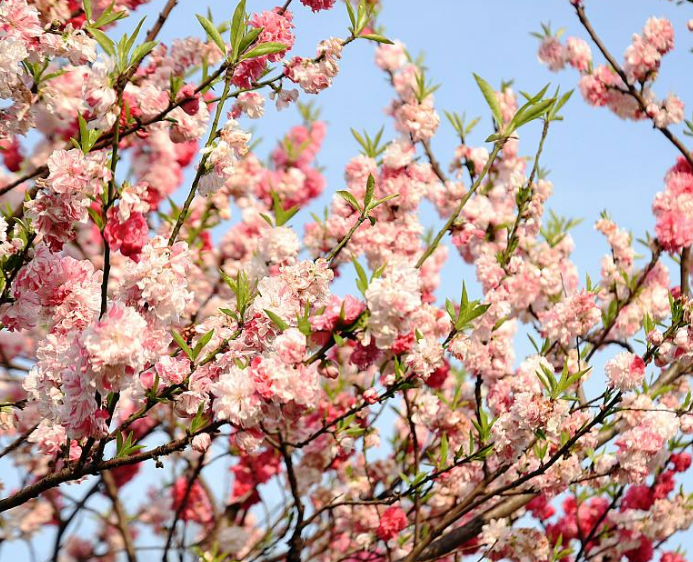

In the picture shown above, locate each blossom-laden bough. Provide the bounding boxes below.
[0,0,693,561]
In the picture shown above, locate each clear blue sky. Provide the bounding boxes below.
[8,0,693,559]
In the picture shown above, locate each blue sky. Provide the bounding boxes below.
[7,0,693,559]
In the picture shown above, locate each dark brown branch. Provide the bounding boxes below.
[103,471,138,562]
[0,422,222,514]
[279,434,305,562]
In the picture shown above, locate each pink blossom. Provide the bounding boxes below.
[232,9,295,88]
[155,355,191,385]
[605,352,645,391]
[538,290,601,346]
[405,337,444,380]
[104,208,149,260]
[211,365,263,428]
[176,84,200,116]
[273,328,306,364]
[231,92,265,119]
[376,505,407,540]
[375,40,408,72]
[192,432,211,453]
[285,38,343,94]
[537,37,565,71]
[171,477,213,525]
[362,388,378,404]
[81,302,150,393]
[643,17,675,54]
[1,245,101,333]
[300,0,336,11]
[661,553,687,562]
[565,37,591,72]
[248,9,295,62]
[393,98,440,142]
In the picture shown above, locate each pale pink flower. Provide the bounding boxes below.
[393,98,440,142]
[538,290,601,346]
[537,36,565,72]
[192,433,212,453]
[232,92,265,119]
[211,365,262,427]
[285,38,343,94]
[273,328,306,365]
[643,17,675,54]
[375,40,408,72]
[565,37,591,72]
[605,352,646,391]
[155,355,191,386]
[405,337,444,380]
[81,302,149,393]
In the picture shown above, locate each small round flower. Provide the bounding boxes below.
[104,208,149,260]
[605,352,645,391]
[300,0,336,11]
[565,37,591,72]
[155,355,191,385]
[670,452,691,473]
[192,433,212,453]
[273,328,306,365]
[377,505,408,541]
[363,388,379,404]
[537,37,565,72]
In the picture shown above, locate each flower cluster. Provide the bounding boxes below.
[538,17,683,126]
[0,2,693,562]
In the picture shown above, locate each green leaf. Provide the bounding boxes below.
[237,26,262,56]
[264,309,289,331]
[297,314,312,337]
[197,14,227,55]
[130,40,157,68]
[193,329,215,360]
[125,17,146,57]
[88,27,116,57]
[230,0,247,60]
[359,33,394,45]
[372,262,387,280]
[115,431,145,458]
[370,194,398,210]
[355,0,368,34]
[189,405,207,434]
[270,191,299,226]
[345,0,356,29]
[509,98,555,132]
[337,190,361,214]
[240,41,287,60]
[550,89,573,120]
[364,173,375,210]
[438,432,449,469]
[77,114,89,151]
[219,307,235,317]
[77,116,102,154]
[220,269,254,319]
[352,256,369,296]
[87,207,103,229]
[473,73,503,127]
[91,1,126,28]
[83,0,92,21]
[172,330,193,359]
